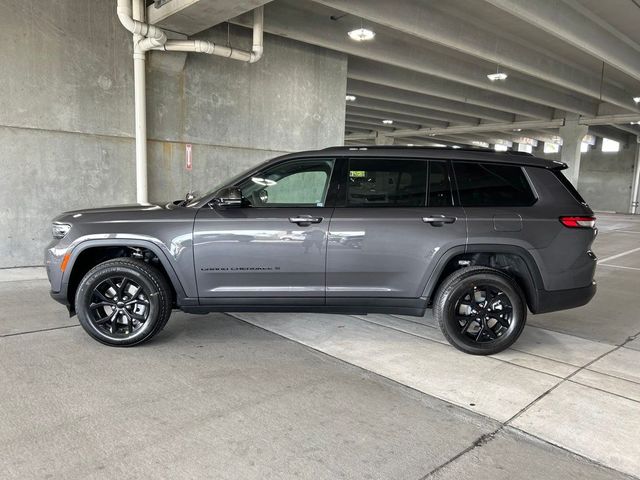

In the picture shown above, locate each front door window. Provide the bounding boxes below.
[238,159,335,208]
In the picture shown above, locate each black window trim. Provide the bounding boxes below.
[427,159,456,208]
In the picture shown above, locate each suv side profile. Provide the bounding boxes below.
[46,146,597,355]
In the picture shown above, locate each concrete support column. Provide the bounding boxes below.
[631,138,640,214]
[132,0,148,204]
[375,131,394,145]
[559,117,588,187]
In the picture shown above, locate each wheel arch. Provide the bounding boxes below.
[63,239,188,312]
[423,244,544,313]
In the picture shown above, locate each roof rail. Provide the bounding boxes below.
[324,145,534,156]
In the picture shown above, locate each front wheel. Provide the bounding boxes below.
[433,267,527,355]
[75,258,172,347]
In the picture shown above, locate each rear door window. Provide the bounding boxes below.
[453,162,536,207]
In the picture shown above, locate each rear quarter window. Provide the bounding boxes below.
[453,162,537,207]
[552,170,588,205]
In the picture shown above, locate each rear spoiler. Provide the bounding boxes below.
[550,160,568,170]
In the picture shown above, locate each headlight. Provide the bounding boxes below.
[52,223,71,239]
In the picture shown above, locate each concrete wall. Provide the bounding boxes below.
[0,0,347,267]
[534,139,637,213]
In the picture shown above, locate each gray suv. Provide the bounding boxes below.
[46,146,597,355]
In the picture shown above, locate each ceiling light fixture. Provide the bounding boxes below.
[382,119,393,124]
[487,72,508,81]
[512,128,522,132]
[487,64,508,82]
[451,145,461,149]
[407,143,414,146]
[634,97,640,103]
[345,94,356,102]
[348,28,375,41]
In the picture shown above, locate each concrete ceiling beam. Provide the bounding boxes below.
[235,1,593,116]
[314,0,638,113]
[485,0,640,83]
[148,0,271,35]
[347,79,514,122]
[349,58,554,120]
[346,114,420,130]
[347,95,478,125]
[346,106,450,128]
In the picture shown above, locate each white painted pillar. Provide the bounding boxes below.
[559,117,588,187]
[132,0,148,204]
[630,138,640,214]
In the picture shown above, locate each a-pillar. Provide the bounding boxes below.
[559,116,588,187]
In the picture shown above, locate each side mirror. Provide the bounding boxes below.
[211,186,243,208]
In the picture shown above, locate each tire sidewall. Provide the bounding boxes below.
[440,272,526,355]
[76,264,162,346]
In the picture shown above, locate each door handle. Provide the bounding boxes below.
[422,215,456,226]
[289,216,323,226]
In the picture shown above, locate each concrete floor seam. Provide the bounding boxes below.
[504,426,640,480]
[226,313,500,421]
[385,314,610,368]
[568,379,640,405]
[0,324,79,338]
[503,344,621,427]
[227,312,635,479]
[351,314,573,379]
[418,428,504,480]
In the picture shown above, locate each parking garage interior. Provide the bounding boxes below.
[2,0,640,478]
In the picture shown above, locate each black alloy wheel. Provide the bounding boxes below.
[75,258,172,346]
[453,285,513,343]
[88,276,150,337]
[434,266,527,355]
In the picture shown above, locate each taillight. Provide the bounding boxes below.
[559,216,596,228]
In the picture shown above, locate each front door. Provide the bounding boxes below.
[326,157,466,303]
[194,158,336,304]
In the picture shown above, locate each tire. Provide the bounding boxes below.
[433,266,527,355]
[75,258,172,347]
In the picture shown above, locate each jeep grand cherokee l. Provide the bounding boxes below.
[46,146,597,355]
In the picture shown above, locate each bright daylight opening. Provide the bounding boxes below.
[517,144,533,153]
[544,142,560,154]
[601,138,620,153]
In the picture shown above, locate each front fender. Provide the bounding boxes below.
[51,235,193,305]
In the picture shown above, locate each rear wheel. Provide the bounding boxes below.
[75,258,172,346]
[433,267,526,355]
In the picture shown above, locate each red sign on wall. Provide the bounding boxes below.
[185,144,193,171]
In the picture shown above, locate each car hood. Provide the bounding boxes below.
[62,203,167,216]
[53,201,188,223]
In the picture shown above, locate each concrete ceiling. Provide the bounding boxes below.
[150,0,640,148]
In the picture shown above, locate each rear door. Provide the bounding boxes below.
[326,157,467,303]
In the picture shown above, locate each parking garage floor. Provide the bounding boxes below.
[1,213,639,479]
